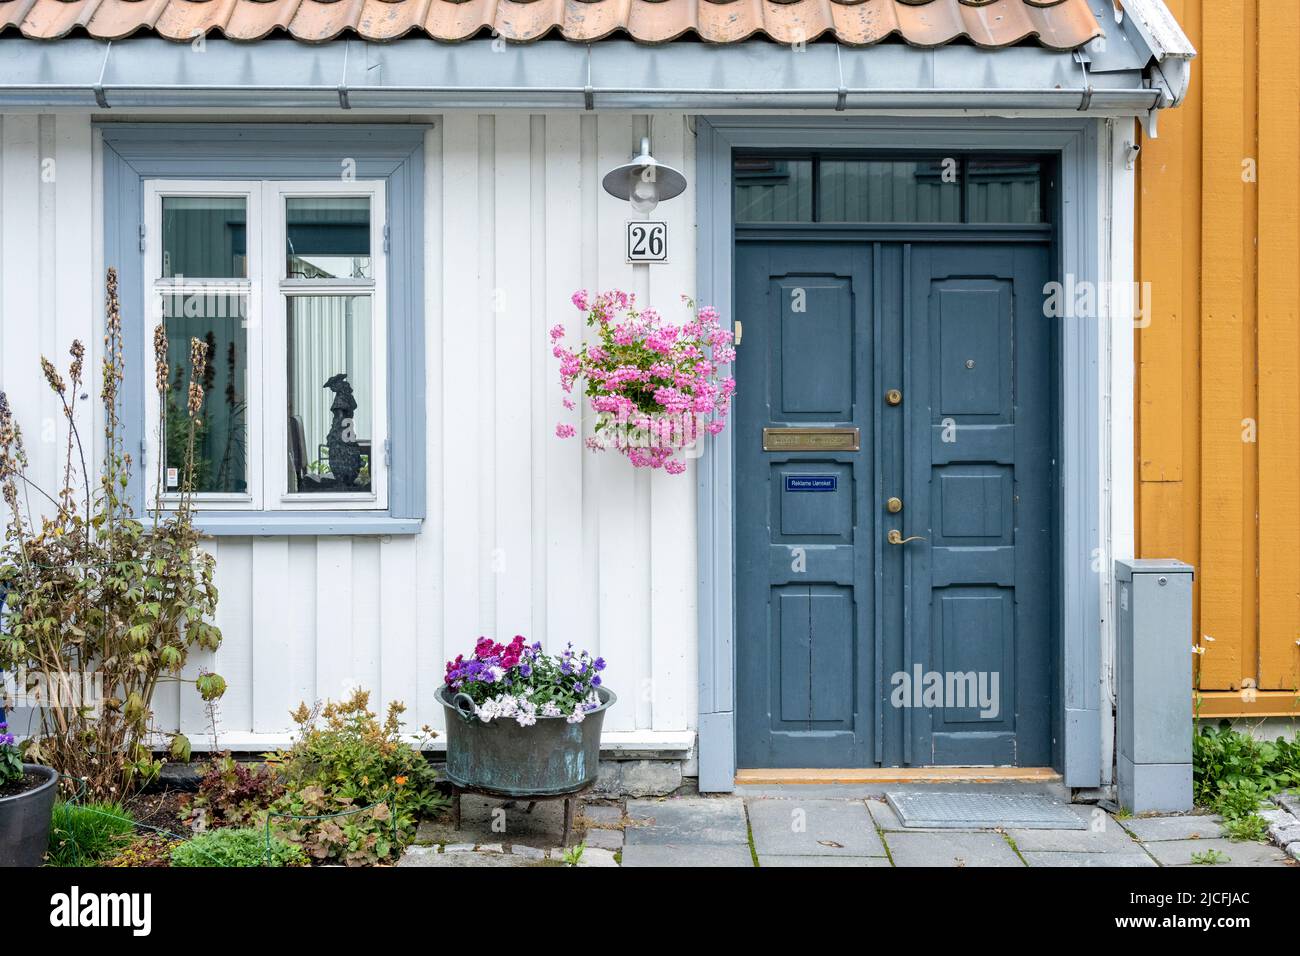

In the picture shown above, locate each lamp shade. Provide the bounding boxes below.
[601,137,687,206]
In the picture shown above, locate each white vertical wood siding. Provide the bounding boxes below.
[0,112,699,747]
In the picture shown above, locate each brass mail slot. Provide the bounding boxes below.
[762,427,860,452]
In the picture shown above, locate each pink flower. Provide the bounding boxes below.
[553,289,734,475]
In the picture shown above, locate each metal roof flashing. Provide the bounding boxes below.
[0,35,1172,114]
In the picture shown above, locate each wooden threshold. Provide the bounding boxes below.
[735,767,1062,785]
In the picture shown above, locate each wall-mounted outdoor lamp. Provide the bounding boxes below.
[601,137,687,215]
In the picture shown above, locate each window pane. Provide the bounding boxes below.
[160,292,249,494]
[734,158,813,223]
[162,197,247,279]
[965,159,1045,223]
[819,160,960,223]
[287,295,374,495]
[286,197,372,280]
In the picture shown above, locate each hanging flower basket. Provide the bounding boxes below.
[438,638,615,797]
[551,290,735,475]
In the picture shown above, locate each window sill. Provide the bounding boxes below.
[180,512,422,537]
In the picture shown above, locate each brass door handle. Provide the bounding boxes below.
[887,529,926,545]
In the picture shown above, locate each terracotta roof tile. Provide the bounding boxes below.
[223,0,304,41]
[0,0,1102,48]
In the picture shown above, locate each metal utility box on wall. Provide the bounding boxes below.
[1114,559,1195,813]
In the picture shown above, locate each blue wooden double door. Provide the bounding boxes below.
[735,240,1055,768]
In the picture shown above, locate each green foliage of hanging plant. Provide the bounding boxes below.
[0,269,225,801]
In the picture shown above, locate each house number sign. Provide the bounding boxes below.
[626,221,668,263]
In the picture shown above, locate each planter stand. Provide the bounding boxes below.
[448,782,594,848]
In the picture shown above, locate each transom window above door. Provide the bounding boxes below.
[733,154,1050,225]
[143,180,388,513]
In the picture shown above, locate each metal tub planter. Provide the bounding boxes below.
[436,685,616,797]
[0,763,59,867]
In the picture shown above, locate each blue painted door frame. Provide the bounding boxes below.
[696,117,1106,791]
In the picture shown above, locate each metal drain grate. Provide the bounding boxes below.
[886,791,1086,830]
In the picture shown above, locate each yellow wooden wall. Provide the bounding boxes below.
[1137,0,1300,716]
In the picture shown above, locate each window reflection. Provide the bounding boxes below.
[286,295,373,494]
[286,197,372,280]
[162,197,247,279]
[160,292,248,495]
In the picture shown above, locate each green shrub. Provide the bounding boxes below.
[179,753,284,832]
[0,273,225,801]
[265,690,446,866]
[46,801,136,866]
[170,828,307,868]
[1193,721,1300,825]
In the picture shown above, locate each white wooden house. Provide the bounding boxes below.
[0,0,1193,792]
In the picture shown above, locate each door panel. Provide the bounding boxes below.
[736,243,875,769]
[905,244,1054,767]
[735,239,1054,769]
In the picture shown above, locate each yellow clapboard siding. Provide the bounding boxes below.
[1255,2,1300,693]
[1195,1,1247,690]
[1137,0,1300,712]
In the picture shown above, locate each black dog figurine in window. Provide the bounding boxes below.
[324,372,363,488]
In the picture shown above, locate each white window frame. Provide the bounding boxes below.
[142,178,388,513]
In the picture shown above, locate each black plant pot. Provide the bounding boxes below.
[0,764,59,867]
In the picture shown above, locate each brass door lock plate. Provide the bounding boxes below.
[885,388,902,406]
[886,496,903,513]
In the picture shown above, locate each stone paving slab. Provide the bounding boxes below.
[883,831,1024,867]
[1267,821,1300,846]
[415,796,570,849]
[1117,814,1224,843]
[398,846,555,867]
[1258,807,1293,827]
[620,843,754,867]
[625,797,749,846]
[577,847,619,867]
[583,827,625,851]
[580,803,625,826]
[1275,791,1300,818]
[760,855,893,867]
[1143,837,1292,867]
[1008,805,1137,853]
[1020,850,1157,868]
[747,799,887,858]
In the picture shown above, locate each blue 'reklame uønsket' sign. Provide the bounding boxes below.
[785,475,837,492]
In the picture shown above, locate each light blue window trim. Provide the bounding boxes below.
[99,123,427,536]
[696,116,1105,792]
